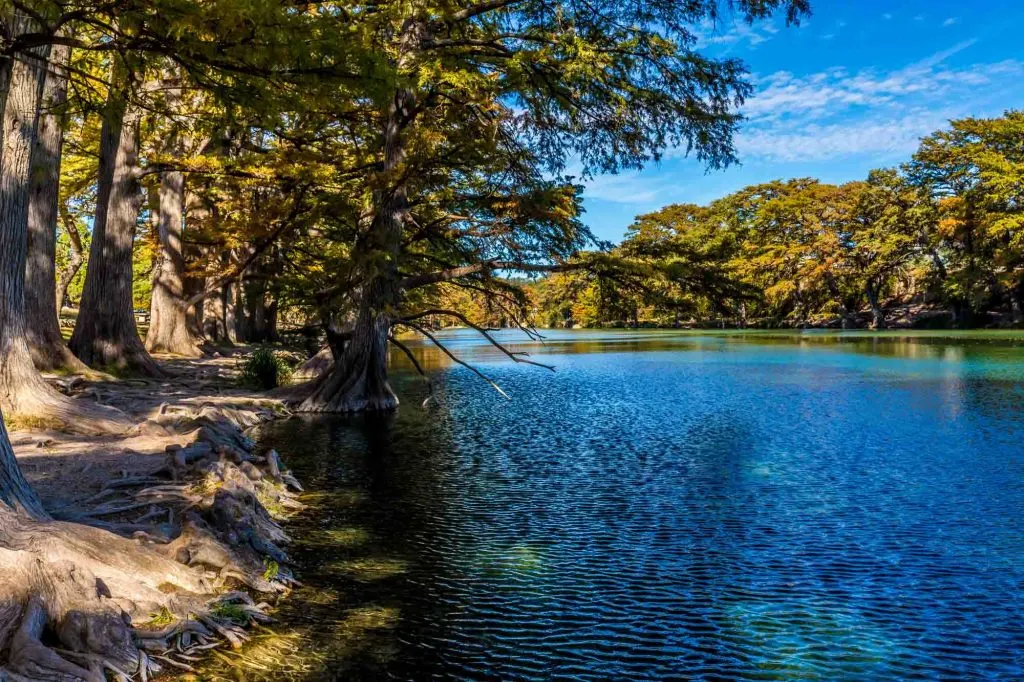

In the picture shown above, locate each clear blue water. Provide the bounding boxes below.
[254,331,1024,680]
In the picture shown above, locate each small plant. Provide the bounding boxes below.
[210,602,249,625]
[239,347,292,390]
[145,607,176,627]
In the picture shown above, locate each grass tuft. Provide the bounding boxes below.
[3,414,66,432]
[238,347,293,390]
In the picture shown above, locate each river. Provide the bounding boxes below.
[220,330,1024,680]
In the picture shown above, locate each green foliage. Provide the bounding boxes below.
[531,111,1024,330]
[209,602,249,625]
[145,607,177,627]
[239,347,292,390]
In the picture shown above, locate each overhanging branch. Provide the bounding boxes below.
[401,309,554,371]
[400,322,511,401]
[399,260,581,290]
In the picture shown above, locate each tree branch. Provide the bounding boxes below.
[401,309,554,370]
[388,334,437,407]
[400,322,511,401]
[399,260,581,290]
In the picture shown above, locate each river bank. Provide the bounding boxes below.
[2,353,304,681]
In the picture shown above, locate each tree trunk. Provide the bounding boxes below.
[298,88,413,412]
[1009,278,1024,325]
[145,78,201,357]
[145,164,201,356]
[0,422,47,520]
[0,17,125,433]
[825,274,855,329]
[69,69,163,376]
[23,43,86,372]
[55,215,84,312]
[865,281,886,330]
[247,278,269,342]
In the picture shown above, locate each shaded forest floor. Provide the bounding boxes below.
[9,352,285,513]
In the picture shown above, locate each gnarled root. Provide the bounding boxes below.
[1,403,302,681]
[0,510,210,682]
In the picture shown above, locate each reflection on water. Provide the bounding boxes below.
[211,331,1024,680]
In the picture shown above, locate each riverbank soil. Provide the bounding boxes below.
[1,353,303,681]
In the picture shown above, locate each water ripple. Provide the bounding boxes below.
[254,332,1024,681]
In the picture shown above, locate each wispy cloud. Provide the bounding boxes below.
[722,42,1024,162]
[943,17,959,27]
[581,174,668,204]
[736,112,956,162]
[693,18,780,50]
[882,13,892,20]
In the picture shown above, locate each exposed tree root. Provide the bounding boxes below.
[290,346,333,382]
[2,379,130,437]
[1,404,303,681]
[296,315,397,413]
[1,343,130,437]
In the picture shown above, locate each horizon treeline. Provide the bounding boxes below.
[521,111,1024,330]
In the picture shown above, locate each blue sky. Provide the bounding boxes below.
[579,0,1024,243]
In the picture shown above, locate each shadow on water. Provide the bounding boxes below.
[199,331,1024,681]
[198,395,454,680]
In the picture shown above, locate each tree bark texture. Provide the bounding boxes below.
[145,165,201,356]
[69,69,163,376]
[23,43,85,372]
[298,88,414,412]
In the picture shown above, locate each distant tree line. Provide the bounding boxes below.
[531,112,1024,330]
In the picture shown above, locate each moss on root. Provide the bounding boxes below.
[3,413,67,432]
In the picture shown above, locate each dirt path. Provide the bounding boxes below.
[12,353,282,511]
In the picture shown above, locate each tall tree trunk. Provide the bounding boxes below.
[23,43,85,372]
[55,214,84,312]
[0,14,51,516]
[145,78,201,357]
[229,276,246,342]
[298,89,413,412]
[0,17,125,434]
[69,69,163,376]
[247,278,268,342]
[145,164,201,356]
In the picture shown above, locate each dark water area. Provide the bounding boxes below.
[243,331,1024,680]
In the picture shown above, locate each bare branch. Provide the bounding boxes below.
[401,309,555,371]
[388,335,436,407]
[401,322,511,401]
[447,0,524,23]
[400,260,581,290]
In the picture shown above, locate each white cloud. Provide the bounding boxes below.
[722,42,1024,163]
[735,112,955,162]
[581,174,667,204]
[943,17,959,26]
[882,13,893,20]
[694,18,780,50]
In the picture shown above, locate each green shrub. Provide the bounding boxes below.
[239,347,291,390]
